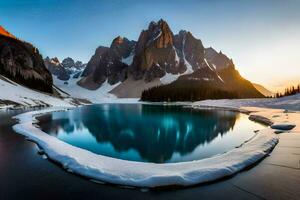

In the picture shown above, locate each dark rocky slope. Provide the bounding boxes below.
[79,37,136,89]
[0,27,53,93]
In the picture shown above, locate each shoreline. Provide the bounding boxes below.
[11,103,285,188]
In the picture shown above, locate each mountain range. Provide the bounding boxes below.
[0,20,266,104]
[78,19,264,100]
[44,57,86,81]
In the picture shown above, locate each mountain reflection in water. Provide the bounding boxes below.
[37,104,261,163]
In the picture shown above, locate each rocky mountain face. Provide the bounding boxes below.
[44,57,70,80]
[45,57,86,81]
[79,37,136,89]
[81,20,209,88]
[204,47,234,70]
[79,19,264,99]
[0,26,53,93]
[130,20,180,81]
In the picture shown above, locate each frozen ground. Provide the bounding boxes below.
[192,94,300,111]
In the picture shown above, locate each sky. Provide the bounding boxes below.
[0,0,299,91]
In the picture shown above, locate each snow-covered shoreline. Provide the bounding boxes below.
[12,103,284,188]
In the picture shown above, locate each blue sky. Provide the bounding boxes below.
[1,0,300,89]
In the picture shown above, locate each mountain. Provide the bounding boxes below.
[253,83,274,97]
[62,57,85,71]
[79,37,136,89]
[45,57,86,81]
[44,57,70,80]
[0,26,53,93]
[78,19,263,100]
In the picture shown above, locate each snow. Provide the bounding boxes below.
[204,58,214,71]
[160,73,181,84]
[0,76,76,108]
[182,58,193,75]
[153,30,162,41]
[203,59,224,83]
[53,76,124,103]
[193,94,300,111]
[182,35,194,75]
[217,74,225,83]
[173,47,180,63]
[147,30,162,46]
[13,104,280,188]
[159,45,193,84]
[122,54,134,65]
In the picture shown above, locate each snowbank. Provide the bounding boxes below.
[0,77,76,108]
[13,106,278,188]
[192,94,300,111]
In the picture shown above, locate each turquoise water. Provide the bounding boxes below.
[37,104,266,163]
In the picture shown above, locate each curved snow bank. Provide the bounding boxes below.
[13,107,278,188]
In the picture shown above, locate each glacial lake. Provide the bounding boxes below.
[37,104,266,163]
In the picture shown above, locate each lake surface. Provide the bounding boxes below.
[37,104,266,163]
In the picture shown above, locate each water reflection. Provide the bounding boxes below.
[38,104,244,163]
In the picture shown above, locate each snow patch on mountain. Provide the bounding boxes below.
[153,30,162,41]
[122,54,134,65]
[183,59,193,75]
[53,76,121,103]
[173,47,180,63]
[204,58,214,71]
[181,34,194,75]
[160,73,181,84]
[217,74,224,83]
